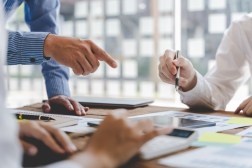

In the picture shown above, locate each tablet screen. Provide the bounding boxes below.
[131,115,216,128]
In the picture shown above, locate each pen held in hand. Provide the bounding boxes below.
[175,50,181,91]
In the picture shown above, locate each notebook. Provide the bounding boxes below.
[11,109,79,128]
[74,97,154,108]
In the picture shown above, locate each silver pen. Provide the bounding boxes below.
[175,50,180,91]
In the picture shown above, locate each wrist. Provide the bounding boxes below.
[44,34,57,58]
[70,150,115,168]
[181,71,197,92]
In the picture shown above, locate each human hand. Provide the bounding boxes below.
[235,96,252,116]
[158,50,197,92]
[19,121,77,156]
[44,34,118,76]
[42,95,89,116]
[71,110,172,168]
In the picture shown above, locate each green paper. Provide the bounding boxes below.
[227,117,252,125]
[198,132,241,144]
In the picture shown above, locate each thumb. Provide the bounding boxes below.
[42,102,51,113]
[21,140,38,156]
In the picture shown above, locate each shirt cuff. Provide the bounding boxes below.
[179,71,213,108]
[45,73,71,98]
[20,32,49,64]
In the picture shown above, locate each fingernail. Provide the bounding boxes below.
[112,62,117,68]
[28,147,37,156]
[68,144,77,152]
[69,105,74,111]
[77,110,82,116]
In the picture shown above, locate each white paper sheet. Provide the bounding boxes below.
[159,143,252,168]
[10,109,102,134]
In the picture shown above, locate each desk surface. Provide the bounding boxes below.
[19,103,248,168]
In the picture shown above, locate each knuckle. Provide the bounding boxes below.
[53,129,62,136]
[28,121,37,127]
[82,45,89,52]
[82,71,89,76]
[97,61,100,67]
[165,49,170,54]
[40,131,50,139]
[86,66,93,73]
[85,39,93,46]
[161,65,167,72]
[152,130,159,136]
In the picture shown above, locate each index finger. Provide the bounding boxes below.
[42,124,77,153]
[164,50,177,75]
[141,127,173,143]
[235,98,250,114]
[90,41,117,68]
[164,50,176,60]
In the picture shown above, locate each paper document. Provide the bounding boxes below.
[132,111,249,135]
[10,109,101,129]
[61,117,100,133]
[10,109,84,120]
[159,143,252,168]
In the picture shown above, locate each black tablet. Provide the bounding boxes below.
[74,97,154,108]
[88,115,216,128]
[131,115,216,128]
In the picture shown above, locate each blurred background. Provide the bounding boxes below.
[5,0,252,110]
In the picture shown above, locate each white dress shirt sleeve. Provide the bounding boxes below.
[180,14,252,110]
[0,2,22,168]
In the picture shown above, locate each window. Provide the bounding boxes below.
[5,0,252,110]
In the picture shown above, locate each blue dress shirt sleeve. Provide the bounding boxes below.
[7,31,49,65]
[23,0,70,98]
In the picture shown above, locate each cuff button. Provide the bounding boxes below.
[30,57,36,63]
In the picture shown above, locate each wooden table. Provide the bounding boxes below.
[19,103,248,168]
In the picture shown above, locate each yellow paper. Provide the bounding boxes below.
[227,117,252,125]
[198,132,241,144]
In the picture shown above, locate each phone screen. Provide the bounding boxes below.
[168,129,194,138]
